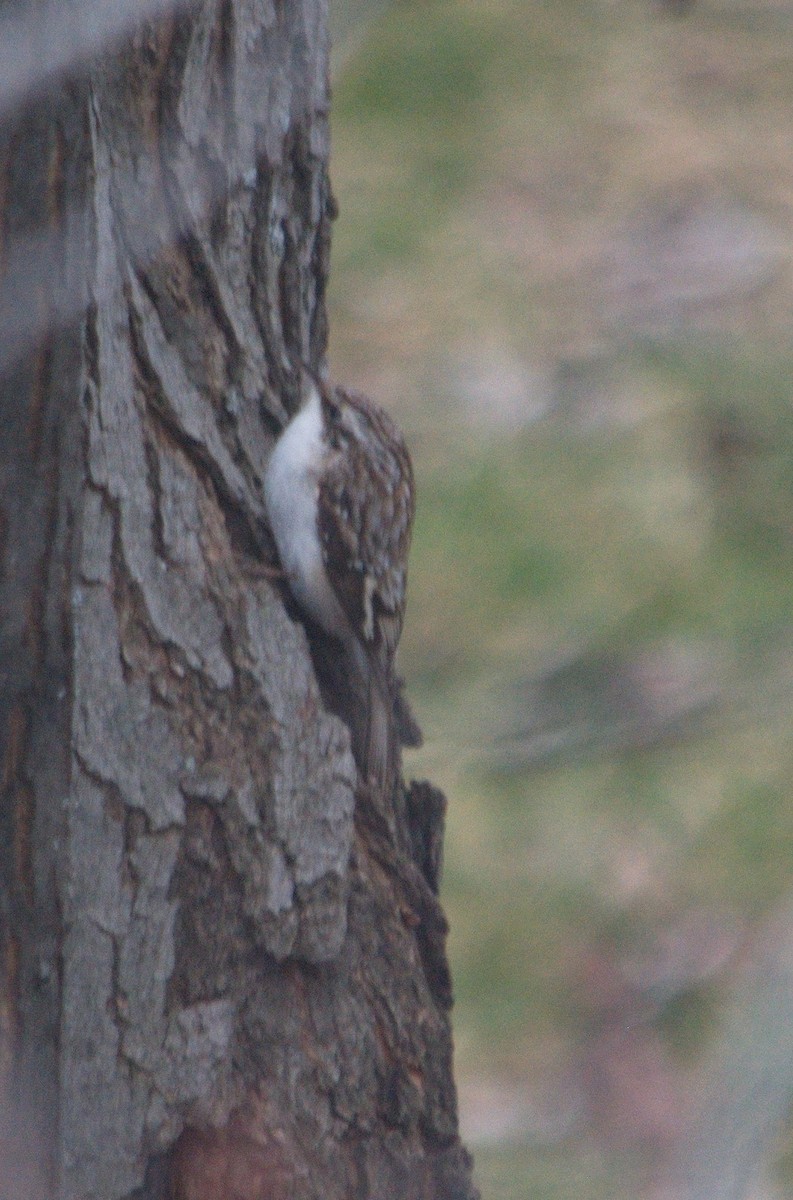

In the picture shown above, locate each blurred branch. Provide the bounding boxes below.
[671,894,793,1200]
[490,636,724,772]
[0,0,197,118]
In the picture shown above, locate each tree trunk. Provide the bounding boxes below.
[0,3,478,1197]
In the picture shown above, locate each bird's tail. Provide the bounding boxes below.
[363,663,399,800]
[349,642,398,804]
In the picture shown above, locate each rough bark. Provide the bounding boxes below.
[0,2,477,1198]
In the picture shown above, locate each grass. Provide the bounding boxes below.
[328,1,793,1195]
[472,1140,639,1200]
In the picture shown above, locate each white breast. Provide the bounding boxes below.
[264,386,350,642]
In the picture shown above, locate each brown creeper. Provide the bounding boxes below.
[264,374,415,797]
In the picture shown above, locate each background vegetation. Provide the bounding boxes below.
[328,2,793,1196]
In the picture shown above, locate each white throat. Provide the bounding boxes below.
[264,385,349,641]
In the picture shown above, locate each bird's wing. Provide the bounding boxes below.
[317,414,413,672]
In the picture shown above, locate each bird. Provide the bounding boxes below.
[264,372,415,800]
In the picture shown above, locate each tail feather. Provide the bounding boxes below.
[346,638,398,800]
[362,665,398,800]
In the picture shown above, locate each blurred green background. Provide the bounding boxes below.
[328,2,793,1196]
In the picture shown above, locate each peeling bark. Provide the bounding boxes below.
[0,2,477,1198]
